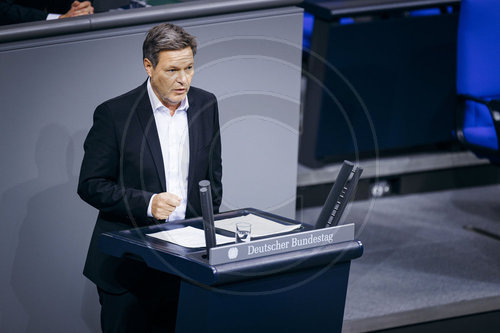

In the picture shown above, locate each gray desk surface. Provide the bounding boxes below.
[298,183,500,332]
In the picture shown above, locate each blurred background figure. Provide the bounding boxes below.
[0,0,94,25]
[93,0,149,13]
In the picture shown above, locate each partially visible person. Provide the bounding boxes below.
[0,0,93,25]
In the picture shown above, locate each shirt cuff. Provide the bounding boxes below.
[147,194,156,217]
[46,14,60,20]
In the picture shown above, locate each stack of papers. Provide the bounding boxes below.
[147,226,234,248]
[215,214,301,237]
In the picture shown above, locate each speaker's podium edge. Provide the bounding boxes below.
[98,207,363,333]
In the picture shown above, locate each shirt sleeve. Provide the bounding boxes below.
[147,194,156,217]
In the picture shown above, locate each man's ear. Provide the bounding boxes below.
[144,58,153,77]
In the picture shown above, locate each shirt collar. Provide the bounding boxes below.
[147,78,189,114]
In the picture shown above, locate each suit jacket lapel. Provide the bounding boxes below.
[135,82,167,192]
[187,88,200,200]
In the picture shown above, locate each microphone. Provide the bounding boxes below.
[199,180,216,255]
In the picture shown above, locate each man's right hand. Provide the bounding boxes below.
[151,192,181,220]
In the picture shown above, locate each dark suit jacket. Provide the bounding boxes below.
[78,81,222,293]
[0,0,72,25]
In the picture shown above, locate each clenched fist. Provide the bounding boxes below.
[151,192,181,220]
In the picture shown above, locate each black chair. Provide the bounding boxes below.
[455,0,500,163]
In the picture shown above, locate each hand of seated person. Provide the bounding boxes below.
[59,1,94,19]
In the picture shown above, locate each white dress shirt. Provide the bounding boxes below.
[146,79,190,221]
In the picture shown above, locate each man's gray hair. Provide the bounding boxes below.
[143,23,197,67]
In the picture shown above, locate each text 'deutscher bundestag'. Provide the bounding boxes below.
[209,223,355,265]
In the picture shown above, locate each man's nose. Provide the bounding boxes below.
[177,70,187,84]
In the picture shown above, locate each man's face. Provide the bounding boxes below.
[144,47,194,111]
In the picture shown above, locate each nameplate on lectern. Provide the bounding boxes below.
[208,223,355,265]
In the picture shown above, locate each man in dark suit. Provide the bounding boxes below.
[78,23,222,332]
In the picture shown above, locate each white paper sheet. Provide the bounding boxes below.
[214,214,301,238]
[147,226,234,248]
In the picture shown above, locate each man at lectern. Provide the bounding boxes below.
[78,23,222,332]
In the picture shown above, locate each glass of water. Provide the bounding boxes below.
[235,222,251,243]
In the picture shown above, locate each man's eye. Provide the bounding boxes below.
[167,69,176,73]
